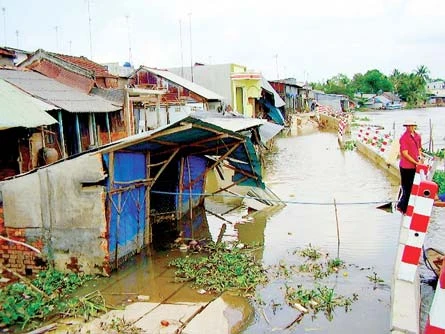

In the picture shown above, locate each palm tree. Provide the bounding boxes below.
[415,65,430,82]
[390,69,402,93]
[391,69,401,78]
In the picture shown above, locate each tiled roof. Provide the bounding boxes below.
[0,48,15,58]
[54,54,117,79]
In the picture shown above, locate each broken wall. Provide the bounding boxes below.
[0,153,109,275]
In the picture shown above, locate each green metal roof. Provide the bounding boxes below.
[0,79,58,130]
[100,115,264,188]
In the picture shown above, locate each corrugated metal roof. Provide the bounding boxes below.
[0,79,58,130]
[192,111,266,132]
[0,70,121,113]
[139,67,225,101]
[261,76,285,108]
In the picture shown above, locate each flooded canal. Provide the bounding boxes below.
[87,107,445,334]
[240,130,401,333]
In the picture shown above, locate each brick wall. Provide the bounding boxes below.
[0,207,47,276]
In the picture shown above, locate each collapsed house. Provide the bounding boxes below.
[0,115,264,276]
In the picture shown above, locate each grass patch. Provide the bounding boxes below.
[342,140,356,151]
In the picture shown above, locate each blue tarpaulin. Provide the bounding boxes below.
[103,152,146,260]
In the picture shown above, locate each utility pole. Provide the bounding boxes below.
[69,40,72,55]
[179,19,184,77]
[87,0,93,59]
[126,15,132,65]
[2,7,6,46]
[54,26,59,51]
[15,30,18,48]
[188,12,193,82]
[274,54,279,80]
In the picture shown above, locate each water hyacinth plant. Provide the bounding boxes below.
[168,242,268,294]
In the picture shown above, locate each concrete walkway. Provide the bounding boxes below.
[60,297,236,334]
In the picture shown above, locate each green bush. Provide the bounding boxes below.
[433,170,445,194]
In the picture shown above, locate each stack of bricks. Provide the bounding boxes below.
[0,207,46,276]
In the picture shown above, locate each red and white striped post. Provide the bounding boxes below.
[424,258,445,333]
[398,179,438,282]
[402,164,429,229]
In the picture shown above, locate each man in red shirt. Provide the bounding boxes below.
[397,119,423,214]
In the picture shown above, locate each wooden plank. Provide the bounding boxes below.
[187,134,229,147]
[184,122,242,140]
[187,142,241,189]
[152,148,179,183]
[100,124,192,153]
[211,176,248,195]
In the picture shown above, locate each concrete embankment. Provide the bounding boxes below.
[355,141,400,182]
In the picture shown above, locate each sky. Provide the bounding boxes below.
[1,0,444,82]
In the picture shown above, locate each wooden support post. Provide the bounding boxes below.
[75,113,82,153]
[57,110,66,158]
[144,151,151,246]
[114,192,122,269]
[106,113,111,143]
[178,157,184,220]
[108,152,115,265]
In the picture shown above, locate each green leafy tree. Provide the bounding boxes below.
[397,72,427,106]
[351,69,393,94]
[324,73,354,97]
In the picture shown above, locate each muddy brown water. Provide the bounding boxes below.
[81,108,445,334]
